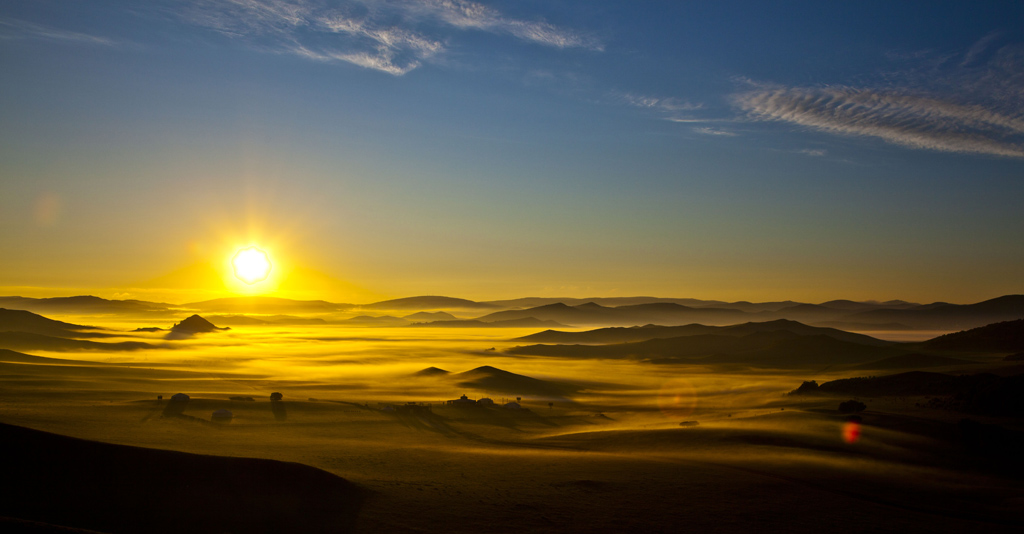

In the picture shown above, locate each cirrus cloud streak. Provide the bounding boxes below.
[180,0,600,75]
[734,85,1024,158]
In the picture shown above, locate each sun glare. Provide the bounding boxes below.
[232,246,272,284]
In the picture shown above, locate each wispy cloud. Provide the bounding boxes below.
[961,31,1002,67]
[407,0,602,51]
[613,91,717,124]
[796,149,826,157]
[734,85,1024,158]
[693,126,736,137]
[619,92,702,113]
[179,0,600,75]
[0,18,117,46]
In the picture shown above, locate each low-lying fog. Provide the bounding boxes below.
[4,311,1023,533]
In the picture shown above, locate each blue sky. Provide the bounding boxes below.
[1,0,1022,303]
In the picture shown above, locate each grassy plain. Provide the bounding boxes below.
[1,316,1023,533]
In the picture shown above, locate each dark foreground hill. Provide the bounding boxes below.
[920,319,1024,353]
[789,371,1024,417]
[510,330,902,368]
[0,422,364,534]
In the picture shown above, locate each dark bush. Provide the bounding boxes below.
[838,400,867,413]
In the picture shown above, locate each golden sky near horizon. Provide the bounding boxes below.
[2,3,1022,306]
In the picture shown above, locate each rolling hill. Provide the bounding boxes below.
[514,319,892,347]
[919,319,1024,353]
[452,366,579,398]
[183,297,350,314]
[0,295,175,314]
[409,317,567,328]
[362,296,498,310]
[0,331,154,352]
[510,329,903,368]
[0,308,108,338]
[0,422,363,534]
[843,295,1024,330]
[476,301,751,327]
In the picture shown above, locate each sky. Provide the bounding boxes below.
[1,0,1022,305]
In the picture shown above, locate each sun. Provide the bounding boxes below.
[232,246,272,284]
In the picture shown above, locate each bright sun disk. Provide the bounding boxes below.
[232,246,272,284]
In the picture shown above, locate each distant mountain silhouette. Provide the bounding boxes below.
[514,324,716,344]
[208,315,329,326]
[766,303,852,323]
[362,296,498,310]
[207,315,271,326]
[170,315,227,334]
[817,299,919,311]
[335,315,409,326]
[453,366,577,398]
[481,297,801,313]
[843,295,1024,330]
[511,330,901,368]
[814,321,915,332]
[408,317,567,328]
[514,319,891,347]
[0,331,153,352]
[0,295,174,314]
[184,297,350,314]
[0,308,110,338]
[476,301,751,327]
[920,319,1024,353]
[403,311,458,321]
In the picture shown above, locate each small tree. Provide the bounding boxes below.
[270,392,283,401]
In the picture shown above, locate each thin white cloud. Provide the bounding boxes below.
[0,18,117,46]
[796,149,826,157]
[179,0,600,75]
[694,127,736,137]
[620,93,702,113]
[734,85,1024,158]
[408,0,602,51]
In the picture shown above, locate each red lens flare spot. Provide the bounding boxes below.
[658,378,698,419]
[842,421,862,444]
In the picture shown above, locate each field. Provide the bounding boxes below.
[2,313,1023,533]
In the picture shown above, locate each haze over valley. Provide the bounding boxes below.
[3,1,1024,532]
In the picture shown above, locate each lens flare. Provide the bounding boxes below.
[232,246,272,284]
[658,378,698,419]
[842,421,862,444]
